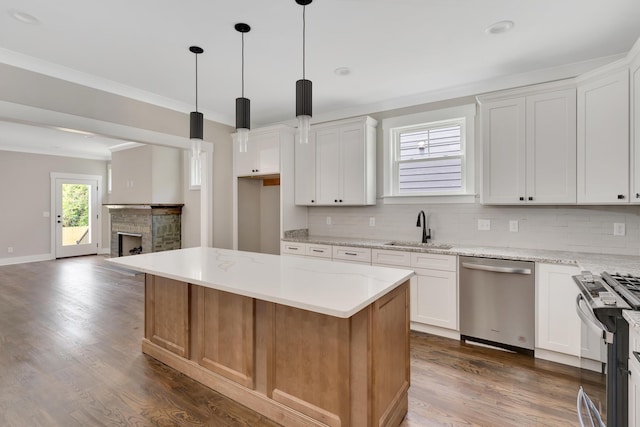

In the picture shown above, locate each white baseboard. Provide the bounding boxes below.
[99,247,110,255]
[0,253,54,266]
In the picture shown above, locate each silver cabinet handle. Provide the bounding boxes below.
[461,262,531,275]
[311,249,324,253]
[575,294,613,344]
[345,252,358,256]
[287,246,299,251]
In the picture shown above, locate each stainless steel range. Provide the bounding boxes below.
[574,271,640,427]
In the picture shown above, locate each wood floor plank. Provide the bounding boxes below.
[0,256,603,426]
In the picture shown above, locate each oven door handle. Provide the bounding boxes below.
[575,294,614,344]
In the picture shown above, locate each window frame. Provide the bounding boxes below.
[383,104,476,204]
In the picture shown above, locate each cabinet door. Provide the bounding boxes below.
[255,131,280,175]
[339,124,366,205]
[315,127,341,204]
[481,97,527,204]
[577,68,630,203]
[234,140,258,176]
[536,263,581,356]
[526,89,577,204]
[294,131,317,205]
[410,268,457,330]
[632,56,640,203]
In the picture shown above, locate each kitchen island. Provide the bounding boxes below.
[108,247,414,427]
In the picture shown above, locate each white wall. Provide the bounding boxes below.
[0,150,108,263]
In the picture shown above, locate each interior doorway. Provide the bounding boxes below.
[52,173,101,258]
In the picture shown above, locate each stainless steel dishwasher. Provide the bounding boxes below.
[459,256,535,355]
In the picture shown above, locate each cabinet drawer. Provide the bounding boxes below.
[281,242,307,256]
[332,246,372,264]
[411,253,456,271]
[306,244,332,259]
[372,249,411,267]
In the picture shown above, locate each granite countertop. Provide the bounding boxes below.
[282,236,640,276]
[107,247,414,318]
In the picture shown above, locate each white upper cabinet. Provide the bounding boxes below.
[577,67,630,203]
[294,131,316,205]
[479,82,577,204]
[295,116,377,206]
[632,51,640,203]
[234,128,281,177]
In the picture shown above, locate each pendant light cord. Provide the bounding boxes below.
[242,32,245,98]
[302,5,306,80]
[195,53,199,112]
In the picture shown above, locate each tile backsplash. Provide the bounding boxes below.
[307,202,640,256]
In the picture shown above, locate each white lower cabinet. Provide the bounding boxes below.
[373,249,458,336]
[536,262,605,367]
[629,324,640,427]
[411,267,457,330]
[536,263,581,357]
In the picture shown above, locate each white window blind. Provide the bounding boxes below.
[396,121,464,194]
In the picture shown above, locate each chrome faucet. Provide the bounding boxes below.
[416,210,431,243]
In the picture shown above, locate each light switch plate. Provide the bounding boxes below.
[614,223,625,236]
[478,219,491,231]
[326,216,332,225]
[509,220,519,232]
[369,217,376,227]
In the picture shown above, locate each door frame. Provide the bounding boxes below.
[50,172,103,258]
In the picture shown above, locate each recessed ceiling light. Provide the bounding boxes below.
[334,67,351,76]
[485,20,514,35]
[8,9,41,25]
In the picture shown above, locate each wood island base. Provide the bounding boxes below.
[144,274,410,427]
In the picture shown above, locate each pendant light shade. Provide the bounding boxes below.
[235,23,251,153]
[189,46,204,158]
[295,0,312,144]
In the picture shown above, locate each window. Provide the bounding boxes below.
[383,104,475,203]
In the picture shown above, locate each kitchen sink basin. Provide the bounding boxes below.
[384,241,452,250]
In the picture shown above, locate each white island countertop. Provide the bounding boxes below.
[107,247,414,318]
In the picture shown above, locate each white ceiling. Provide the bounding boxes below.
[1,0,640,159]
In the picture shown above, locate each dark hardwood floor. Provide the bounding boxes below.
[0,256,604,426]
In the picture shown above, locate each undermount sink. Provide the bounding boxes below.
[384,241,452,250]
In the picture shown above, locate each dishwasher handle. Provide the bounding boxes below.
[575,294,614,344]
[461,262,532,275]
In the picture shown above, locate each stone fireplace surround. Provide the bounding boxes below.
[105,204,183,258]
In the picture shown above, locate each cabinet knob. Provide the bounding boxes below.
[334,199,338,203]
[519,197,524,201]
[339,199,343,203]
[636,193,640,199]
[311,200,315,203]
[617,194,625,200]
[528,196,533,201]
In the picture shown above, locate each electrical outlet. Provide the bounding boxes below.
[509,220,519,232]
[614,223,626,236]
[477,219,491,231]
[43,211,50,218]
[326,216,332,225]
[7,247,13,253]
[369,217,376,227]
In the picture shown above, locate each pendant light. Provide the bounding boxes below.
[189,45,204,159]
[295,0,312,144]
[235,23,251,153]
